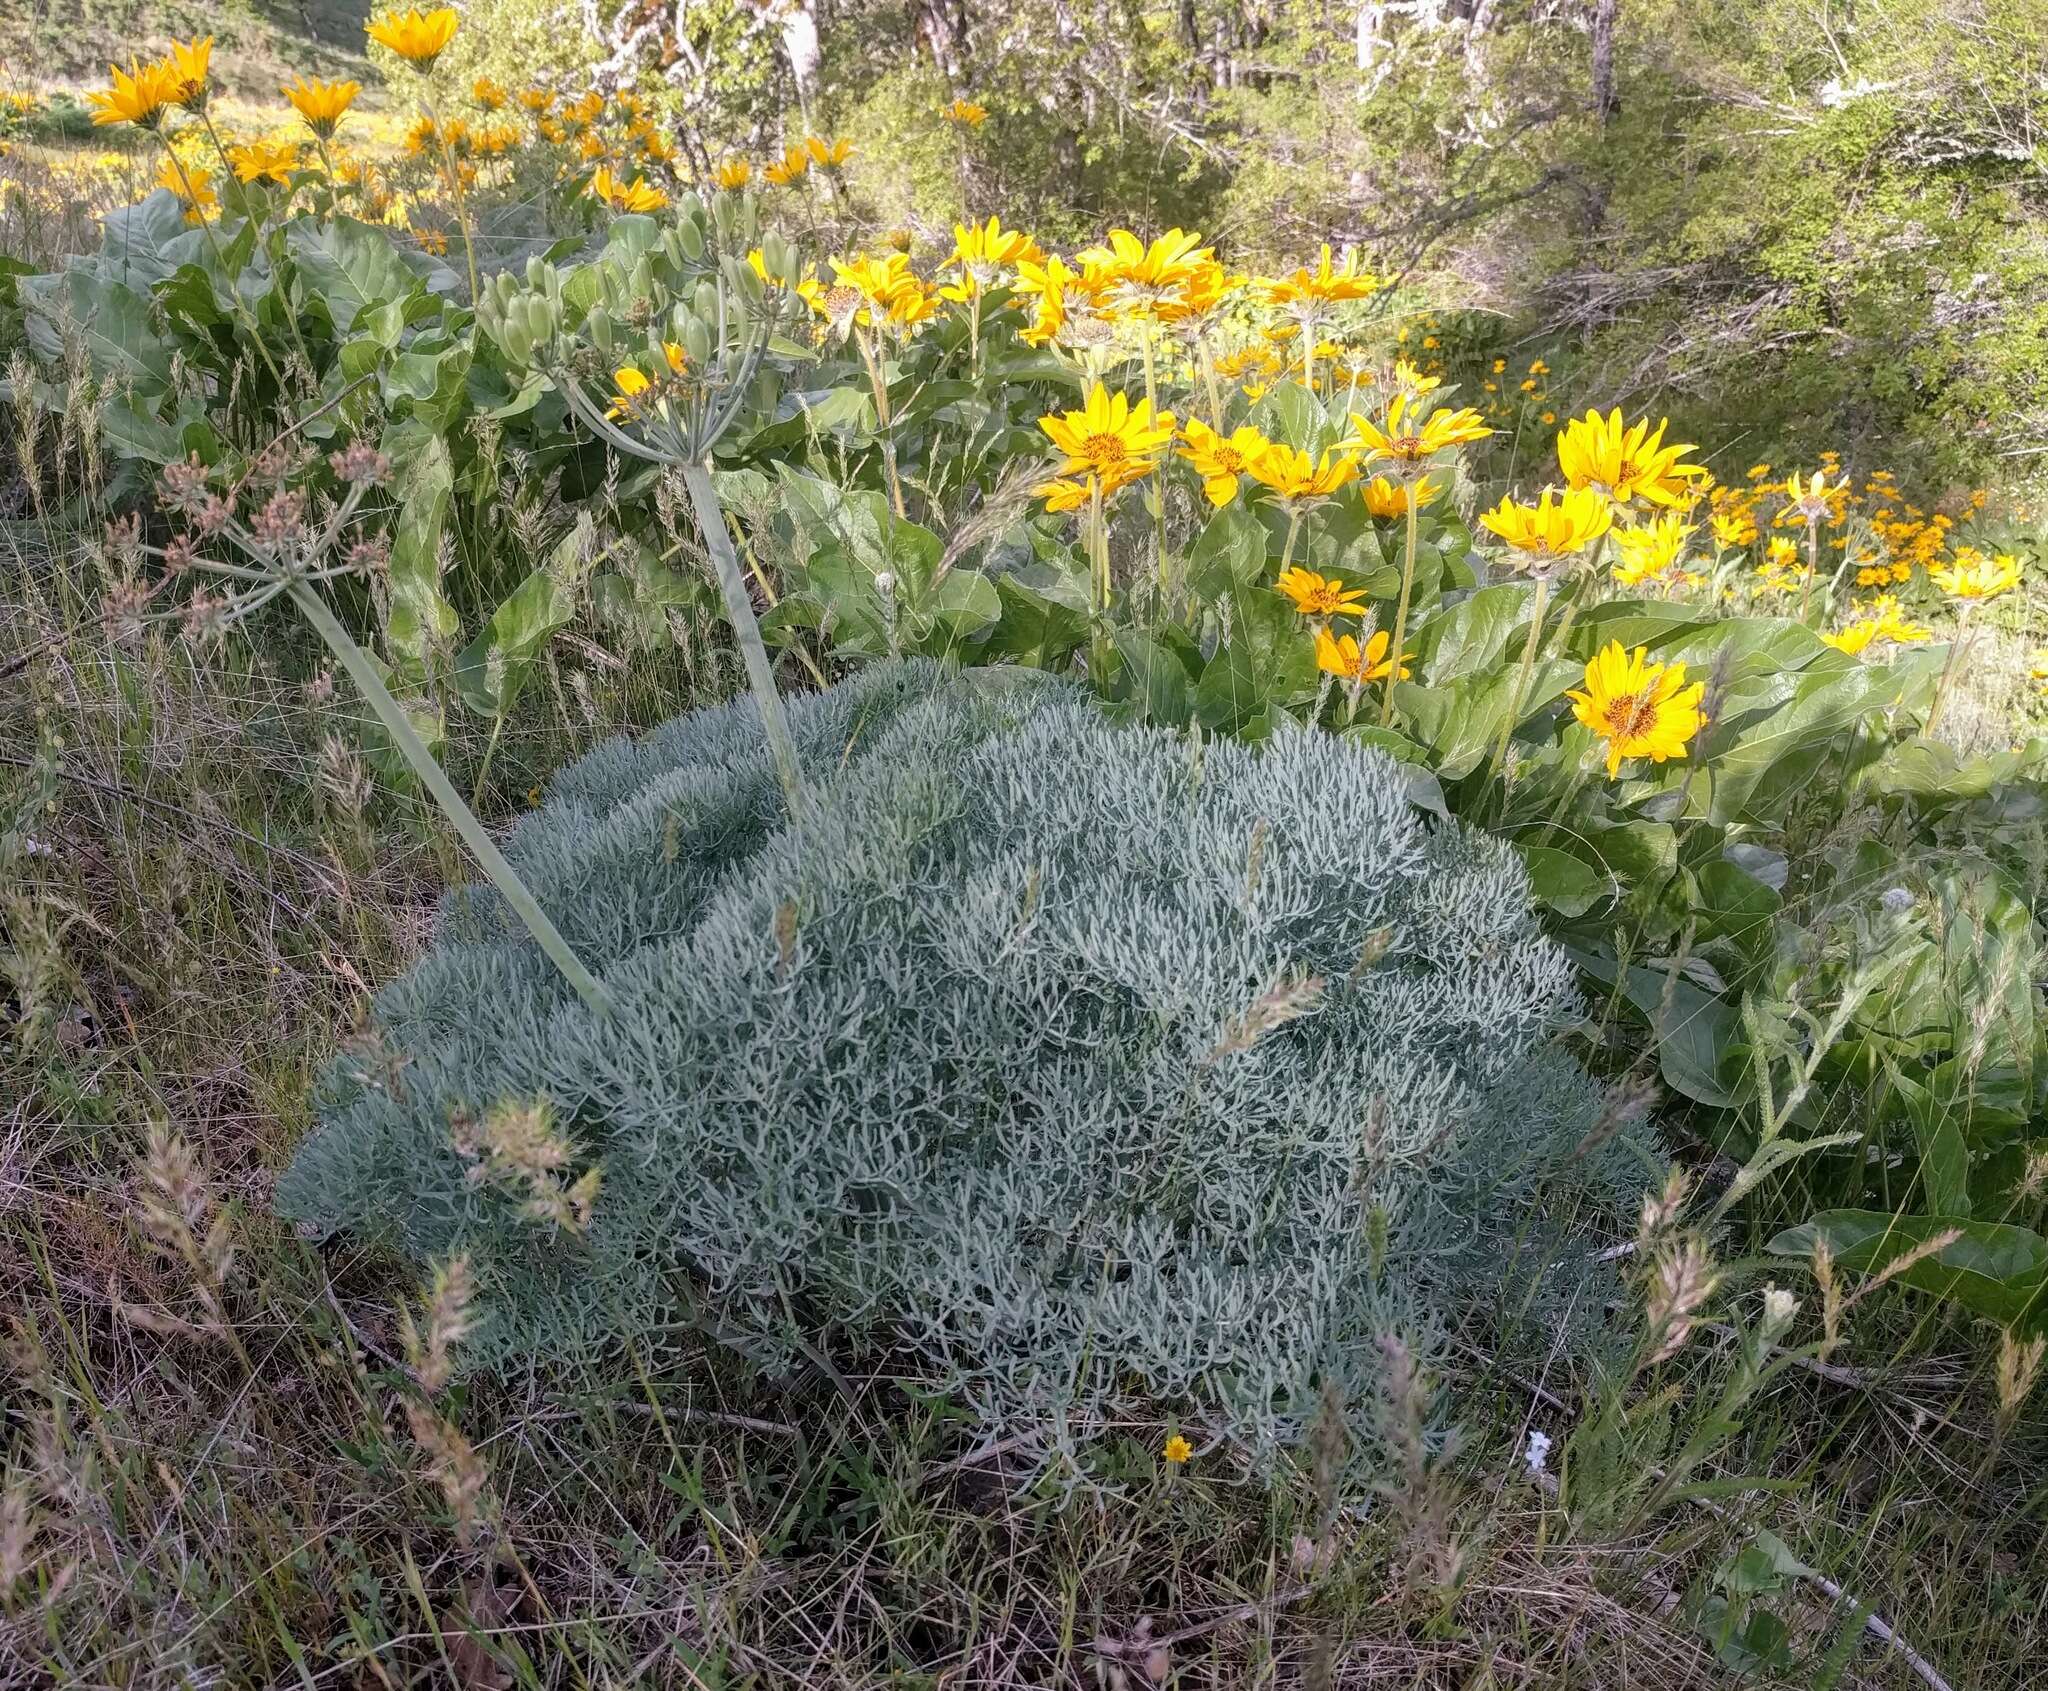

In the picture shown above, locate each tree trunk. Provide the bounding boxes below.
[1590,0,1619,122]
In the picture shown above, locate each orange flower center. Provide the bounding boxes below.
[1600,690,1658,741]
[1081,433,1132,472]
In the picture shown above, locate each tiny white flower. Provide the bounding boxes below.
[1523,1428,1552,1476]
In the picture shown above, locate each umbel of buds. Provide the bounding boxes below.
[329,442,391,487]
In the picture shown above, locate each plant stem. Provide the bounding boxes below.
[1279,508,1304,577]
[1923,614,1974,741]
[680,461,805,813]
[1141,329,1168,597]
[473,712,506,798]
[156,132,288,391]
[857,330,907,518]
[1088,477,1111,688]
[423,91,480,302]
[1199,336,1222,430]
[1380,483,1421,726]
[1490,572,1551,781]
[285,578,612,1018]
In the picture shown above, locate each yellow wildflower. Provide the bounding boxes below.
[1038,384,1176,492]
[1568,642,1707,777]
[87,60,183,129]
[1555,408,1705,508]
[1177,420,1269,507]
[365,7,461,66]
[1246,442,1359,504]
[1315,627,1410,685]
[1350,393,1492,468]
[1477,487,1614,564]
[283,76,360,140]
[588,166,667,213]
[1276,568,1371,618]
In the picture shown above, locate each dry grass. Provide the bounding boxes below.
[5,505,2047,1688]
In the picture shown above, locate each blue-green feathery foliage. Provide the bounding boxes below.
[279,660,1655,1466]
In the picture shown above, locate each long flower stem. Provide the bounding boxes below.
[1141,329,1169,597]
[1380,484,1421,725]
[680,461,805,813]
[1923,615,1974,741]
[1279,508,1304,577]
[423,91,480,302]
[156,133,288,391]
[1490,573,1551,780]
[857,330,907,518]
[285,579,612,1018]
[1087,478,1111,688]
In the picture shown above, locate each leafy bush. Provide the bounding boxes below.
[280,660,1656,1465]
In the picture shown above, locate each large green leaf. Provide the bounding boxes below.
[981,568,1090,669]
[21,270,173,396]
[381,429,459,680]
[1521,845,1605,917]
[1407,584,1527,684]
[1697,662,1907,825]
[453,518,592,718]
[1115,630,1195,726]
[1769,1211,2048,1329]
[1570,944,1749,1108]
[288,217,425,336]
[1185,501,1268,600]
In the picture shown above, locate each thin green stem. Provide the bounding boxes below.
[285,579,613,1018]
[155,132,288,391]
[1140,330,1168,597]
[679,462,805,814]
[422,90,480,301]
[1923,616,1974,741]
[1279,508,1304,578]
[857,330,907,518]
[1380,485,1421,726]
[1490,573,1551,782]
[473,712,507,798]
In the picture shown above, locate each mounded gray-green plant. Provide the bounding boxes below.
[281,660,1655,1466]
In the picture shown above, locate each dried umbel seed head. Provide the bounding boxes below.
[328,442,392,487]
[193,494,232,537]
[161,532,201,576]
[158,453,212,515]
[181,590,234,649]
[102,579,151,644]
[248,440,302,487]
[102,511,146,566]
[345,534,391,575]
[251,489,307,549]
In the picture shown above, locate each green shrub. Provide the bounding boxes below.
[279,661,1656,1466]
